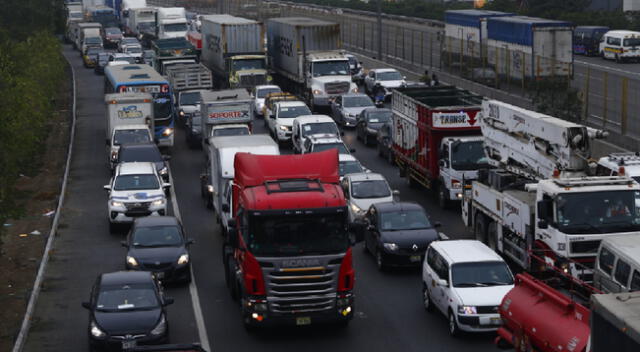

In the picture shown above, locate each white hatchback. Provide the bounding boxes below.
[421,240,514,336]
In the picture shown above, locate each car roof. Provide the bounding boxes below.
[116,162,156,175]
[371,68,399,73]
[347,172,385,182]
[134,215,180,227]
[295,114,334,124]
[374,201,424,212]
[100,271,154,286]
[431,240,503,264]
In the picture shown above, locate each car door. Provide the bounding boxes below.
[432,252,450,313]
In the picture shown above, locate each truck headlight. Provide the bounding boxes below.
[152,199,165,207]
[313,89,323,95]
[177,254,189,265]
[179,110,185,117]
[162,128,173,136]
[383,242,398,251]
[230,76,238,83]
[150,316,166,336]
[110,200,124,207]
[458,305,477,315]
[90,321,106,338]
[207,185,214,193]
[350,203,362,215]
[279,125,288,131]
[126,255,139,267]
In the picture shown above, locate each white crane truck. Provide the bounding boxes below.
[462,100,640,283]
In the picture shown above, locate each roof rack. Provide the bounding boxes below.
[264,179,325,194]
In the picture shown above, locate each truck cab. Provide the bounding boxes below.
[155,7,188,40]
[437,136,488,206]
[306,52,358,109]
[228,54,270,89]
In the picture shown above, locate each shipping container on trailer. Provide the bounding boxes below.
[443,9,514,61]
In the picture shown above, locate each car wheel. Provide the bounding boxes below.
[437,184,450,209]
[375,248,386,271]
[448,311,460,337]
[422,284,433,312]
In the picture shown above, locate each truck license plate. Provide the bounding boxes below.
[296,317,311,326]
[122,340,137,350]
[409,255,421,263]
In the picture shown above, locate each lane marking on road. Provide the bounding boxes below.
[168,166,212,352]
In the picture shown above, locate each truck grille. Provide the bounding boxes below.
[324,82,350,95]
[264,265,338,314]
[124,201,151,217]
[570,240,601,254]
[239,74,266,87]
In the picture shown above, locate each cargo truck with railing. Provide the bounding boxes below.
[223,150,355,329]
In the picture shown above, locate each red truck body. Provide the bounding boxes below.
[226,150,354,328]
[391,86,482,188]
[497,273,591,352]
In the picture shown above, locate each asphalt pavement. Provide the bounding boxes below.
[23,44,497,352]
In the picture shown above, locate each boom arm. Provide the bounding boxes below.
[481,100,607,180]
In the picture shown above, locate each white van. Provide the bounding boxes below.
[597,152,640,184]
[594,235,640,293]
[421,240,514,336]
[599,30,640,62]
[291,115,342,154]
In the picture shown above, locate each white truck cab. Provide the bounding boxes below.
[306,52,359,109]
[437,135,488,206]
[104,162,170,232]
[597,152,640,184]
[156,7,188,39]
[267,100,312,142]
[291,114,341,154]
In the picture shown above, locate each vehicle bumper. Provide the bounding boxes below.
[242,293,354,327]
[342,116,358,127]
[275,129,292,141]
[128,263,191,284]
[108,205,167,224]
[89,332,168,351]
[456,313,503,332]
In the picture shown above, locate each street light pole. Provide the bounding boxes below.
[377,0,382,60]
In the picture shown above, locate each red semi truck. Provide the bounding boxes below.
[391,85,485,208]
[222,150,355,329]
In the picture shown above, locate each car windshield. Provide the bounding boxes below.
[106,28,120,35]
[85,37,102,44]
[132,225,182,247]
[125,46,142,54]
[555,190,640,234]
[344,96,374,108]
[313,143,349,154]
[179,92,201,106]
[351,180,390,199]
[113,129,151,146]
[257,87,281,98]
[164,23,187,32]
[450,141,489,171]
[232,59,265,71]
[96,284,159,311]
[380,210,431,230]
[624,38,640,47]
[278,105,311,119]
[113,174,160,191]
[212,127,250,136]
[120,146,163,162]
[312,60,350,77]
[247,213,348,256]
[377,71,402,81]
[301,122,338,137]
[451,261,514,287]
[366,111,392,123]
[340,160,364,176]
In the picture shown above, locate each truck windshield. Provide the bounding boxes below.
[85,37,102,45]
[113,129,151,146]
[154,95,173,120]
[138,22,155,33]
[113,174,160,191]
[312,61,350,77]
[450,141,489,171]
[555,190,640,234]
[302,122,338,137]
[164,23,187,32]
[180,92,201,106]
[278,105,311,119]
[451,261,514,287]
[232,59,265,71]
[247,213,349,256]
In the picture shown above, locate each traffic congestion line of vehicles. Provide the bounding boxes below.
[62,1,640,350]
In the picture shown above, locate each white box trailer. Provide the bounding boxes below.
[486,16,573,79]
[444,9,513,60]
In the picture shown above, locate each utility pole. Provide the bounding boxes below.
[377,0,382,60]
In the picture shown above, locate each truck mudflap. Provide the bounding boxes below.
[496,273,590,352]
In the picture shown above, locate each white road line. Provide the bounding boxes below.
[575,59,640,77]
[168,166,212,352]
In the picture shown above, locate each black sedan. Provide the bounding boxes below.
[117,143,170,182]
[81,271,173,351]
[360,202,440,270]
[356,108,392,146]
[123,216,193,284]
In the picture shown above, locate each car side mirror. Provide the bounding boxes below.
[162,155,171,161]
[81,301,91,309]
[433,221,442,228]
[120,241,128,248]
[437,279,448,287]
[163,297,174,306]
[222,203,230,212]
[403,76,407,80]
[103,185,111,191]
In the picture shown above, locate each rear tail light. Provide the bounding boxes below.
[337,247,354,292]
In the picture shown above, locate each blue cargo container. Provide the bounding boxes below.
[443,9,514,60]
[487,16,573,79]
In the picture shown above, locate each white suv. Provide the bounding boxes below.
[421,240,514,336]
[267,100,312,143]
[104,162,170,232]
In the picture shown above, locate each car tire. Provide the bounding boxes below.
[448,311,460,337]
[375,248,386,271]
[437,184,450,210]
[422,284,434,312]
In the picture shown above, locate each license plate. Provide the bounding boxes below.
[409,255,421,263]
[296,317,311,326]
[122,340,137,350]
